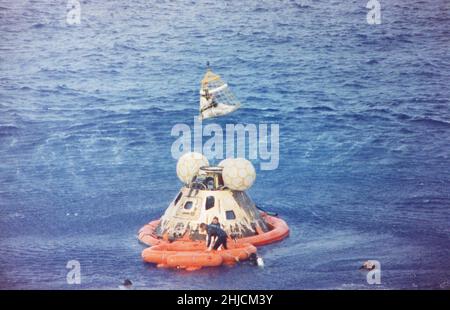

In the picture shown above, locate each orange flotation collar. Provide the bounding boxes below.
[142,242,257,271]
[138,213,289,271]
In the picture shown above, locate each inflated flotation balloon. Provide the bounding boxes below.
[176,152,209,184]
[221,158,256,191]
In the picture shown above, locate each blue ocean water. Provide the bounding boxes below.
[1,0,449,289]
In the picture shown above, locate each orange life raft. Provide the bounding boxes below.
[142,241,257,271]
[138,213,289,247]
[138,213,289,270]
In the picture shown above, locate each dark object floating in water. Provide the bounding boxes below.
[122,279,132,286]
[118,279,133,290]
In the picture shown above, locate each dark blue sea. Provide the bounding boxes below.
[1,0,449,289]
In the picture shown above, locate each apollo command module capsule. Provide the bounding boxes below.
[138,152,290,271]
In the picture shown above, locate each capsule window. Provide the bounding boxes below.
[205,196,215,210]
[174,192,182,206]
[225,210,236,220]
[184,201,193,210]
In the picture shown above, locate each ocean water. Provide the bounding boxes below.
[1,0,449,289]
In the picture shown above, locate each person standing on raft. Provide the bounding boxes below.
[200,223,228,251]
[208,217,221,246]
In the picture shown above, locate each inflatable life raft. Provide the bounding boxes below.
[138,213,289,270]
[142,241,257,271]
[138,213,289,247]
